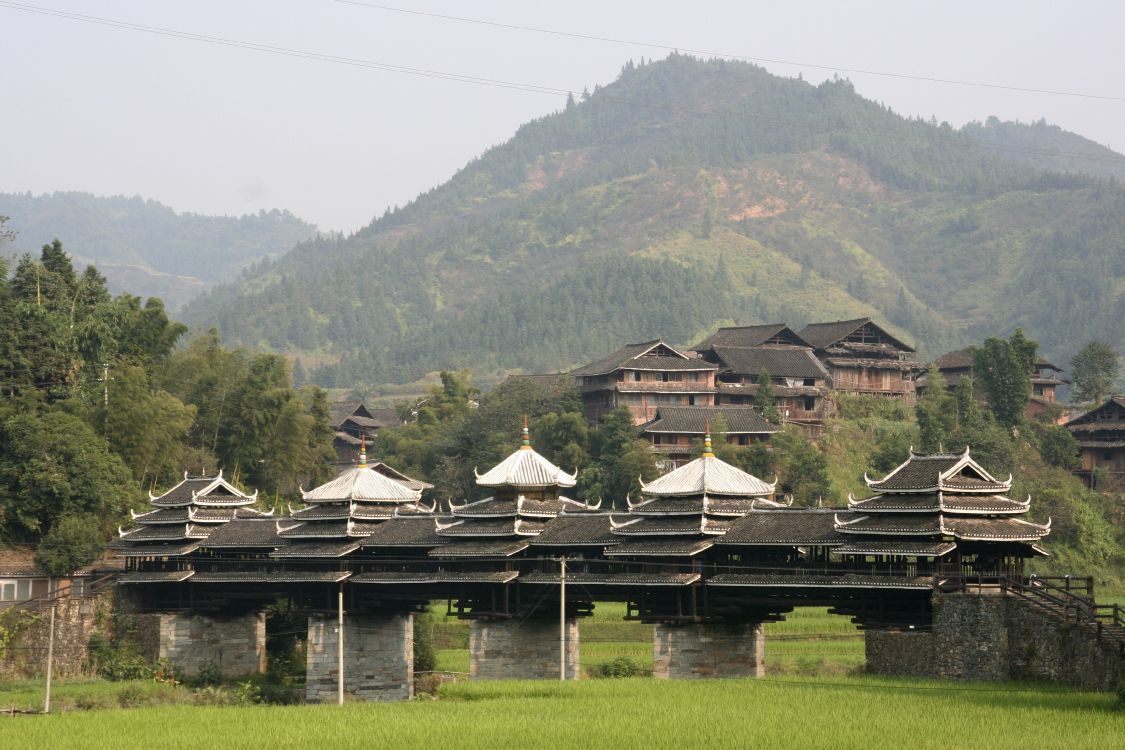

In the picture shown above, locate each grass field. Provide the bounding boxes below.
[1,677,1120,750]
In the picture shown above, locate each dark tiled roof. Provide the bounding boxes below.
[198,519,283,548]
[360,517,449,547]
[351,571,518,584]
[291,504,352,521]
[1067,396,1125,428]
[710,346,828,380]
[867,454,962,491]
[850,494,1028,514]
[329,399,366,427]
[694,324,811,350]
[117,571,195,584]
[428,539,530,557]
[837,514,944,535]
[269,540,361,557]
[603,538,714,556]
[571,340,713,376]
[114,541,201,557]
[640,406,776,435]
[521,572,700,586]
[707,573,931,589]
[947,517,1049,541]
[268,571,351,583]
[190,572,273,584]
[798,318,913,352]
[435,518,520,537]
[531,515,617,546]
[627,497,705,516]
[611,516,722,535]
[149,477,219,506]
[720,510,850,545]
[834,541,956,557]
[449,498,517,517]
[369,462,433,491]
[0,545,37,576]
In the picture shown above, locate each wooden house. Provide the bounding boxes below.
[1066,396,1125,486]
[571,340,718,424]
[922,349,1068,422]
[693,336,832,428]
[330,399,402,464]
[640,406,777,468]
[798,317,919,402]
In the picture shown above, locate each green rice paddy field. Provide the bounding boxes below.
[1,677,1120,750]
[1,604,1121,748]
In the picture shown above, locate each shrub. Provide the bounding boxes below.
[590,657,648,678]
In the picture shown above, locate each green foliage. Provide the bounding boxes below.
[834,394,910,421]
[581,407,658,507]
[87,633,156,682]
[413,610,438,673]
[915,364,956,452]
[34,514,105,576]
[0,608,40,663]
[1070,340,1120,405]
[770,427,831,506]
[1029,423,1080,470]
[0,407,137,538]
[589,656,649,678]
[971,329,1037,428]
[754,369,780,424]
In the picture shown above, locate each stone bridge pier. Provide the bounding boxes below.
[137,611,266,677]
[469,617,580,680]
[306,612,414,702]
[653,621,765,679]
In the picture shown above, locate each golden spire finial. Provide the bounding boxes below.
[359,432,368,469]
[703,418,715,458]
[520,414,532,450]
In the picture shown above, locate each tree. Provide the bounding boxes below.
[915,364,956,452]
[34,514,105,577]
[971,328,1037,427]
[0,408,137,539]
[770,426,831,507]
[1070,341,1119,406]
[754,369,780,423]
[581,407,657,507]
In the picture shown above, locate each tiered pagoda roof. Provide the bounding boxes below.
[434,419,597,555]
[607,431,780,557]
[276,440,433,555]
[835,449,1050,557]
[116,471,270,557]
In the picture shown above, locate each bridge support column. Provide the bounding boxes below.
[306,612,413,702]
[653,622,764,679]
[469,618,579,679]
[137,611,266,677]
[864,629,937,678]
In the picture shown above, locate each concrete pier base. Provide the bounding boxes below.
[469,618,580,680]
[653,622,764,679]
[137,612,266,677]
[306,612,414,702]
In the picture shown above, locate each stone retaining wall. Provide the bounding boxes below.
[865,593,1121,689]
[1,591,113,678]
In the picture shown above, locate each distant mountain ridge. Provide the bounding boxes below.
[0,191,317,310]
[180,55,1125,387]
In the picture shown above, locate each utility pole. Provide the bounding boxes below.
[44,603,56,714]
[559,556,566,681]
[337,585,345,705]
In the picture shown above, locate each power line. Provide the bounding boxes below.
[331,0,1125,103]
[0,1,568,96]
[3,2,1124,169]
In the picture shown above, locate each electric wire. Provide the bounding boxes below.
[330,0,1125,103]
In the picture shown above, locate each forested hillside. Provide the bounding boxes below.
[962,117,1125,182]
[0,192,317,310]
[183,55,1125,389]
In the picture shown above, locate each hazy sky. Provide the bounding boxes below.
[2,1,1123,232]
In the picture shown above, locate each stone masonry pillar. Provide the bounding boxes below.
[653,621,764,679]
[932,593,1010,681]
[306,612,413,702]
[864,629,937,677]
[469,618,580,680]
[139,612,266,677]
